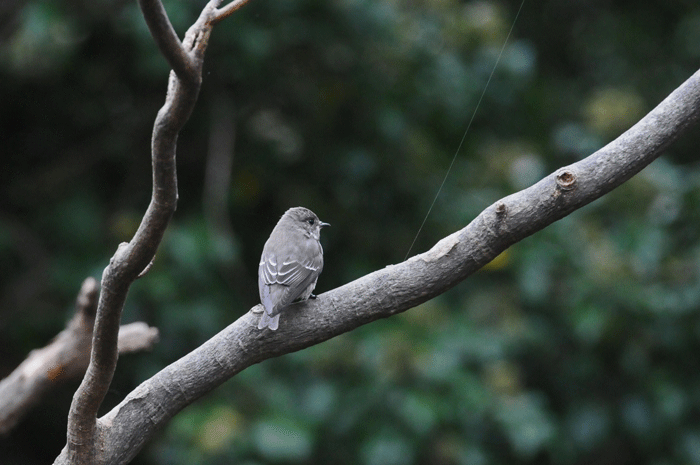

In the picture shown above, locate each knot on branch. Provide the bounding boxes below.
[555,169,577,191]
[495,201,507,215]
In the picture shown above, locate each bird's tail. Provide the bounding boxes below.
[257,312,280,331]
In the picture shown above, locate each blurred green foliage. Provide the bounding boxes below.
[2,0,700,464]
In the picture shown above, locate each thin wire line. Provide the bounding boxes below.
[404,0,526,261]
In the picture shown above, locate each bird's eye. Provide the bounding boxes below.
[307,218,315,225]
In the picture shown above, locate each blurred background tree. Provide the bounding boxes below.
[2,0,700,463]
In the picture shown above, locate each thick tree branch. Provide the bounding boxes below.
[54,68,700,465]
[0,278,158,436]
[60,1,232,463]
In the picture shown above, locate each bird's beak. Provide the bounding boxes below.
[320,222,331,228]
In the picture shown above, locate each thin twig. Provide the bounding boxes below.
[136,256,156,279]
[212,0,254,25]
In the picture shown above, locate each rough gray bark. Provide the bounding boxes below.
[0,278,158,436]
[52,61,700,464]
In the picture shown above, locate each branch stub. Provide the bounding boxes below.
[556,169,577,191]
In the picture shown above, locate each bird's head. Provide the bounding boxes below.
[283,206,330,240]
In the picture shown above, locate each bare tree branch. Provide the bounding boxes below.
[53,66,700,465]
[60,1,232,463]
[211,0,254,26]
[116,322,160,354]
[0,278,158,436]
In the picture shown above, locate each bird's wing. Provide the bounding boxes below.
[258,244,324,315]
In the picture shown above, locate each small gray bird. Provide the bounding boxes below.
[257,207,330,330]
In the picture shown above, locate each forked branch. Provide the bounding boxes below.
[137,0,195,82]
[0,278,157,436]
[55,0,249,463]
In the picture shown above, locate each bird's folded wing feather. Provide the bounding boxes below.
[259,251,323,314]
[260,255,320,287]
